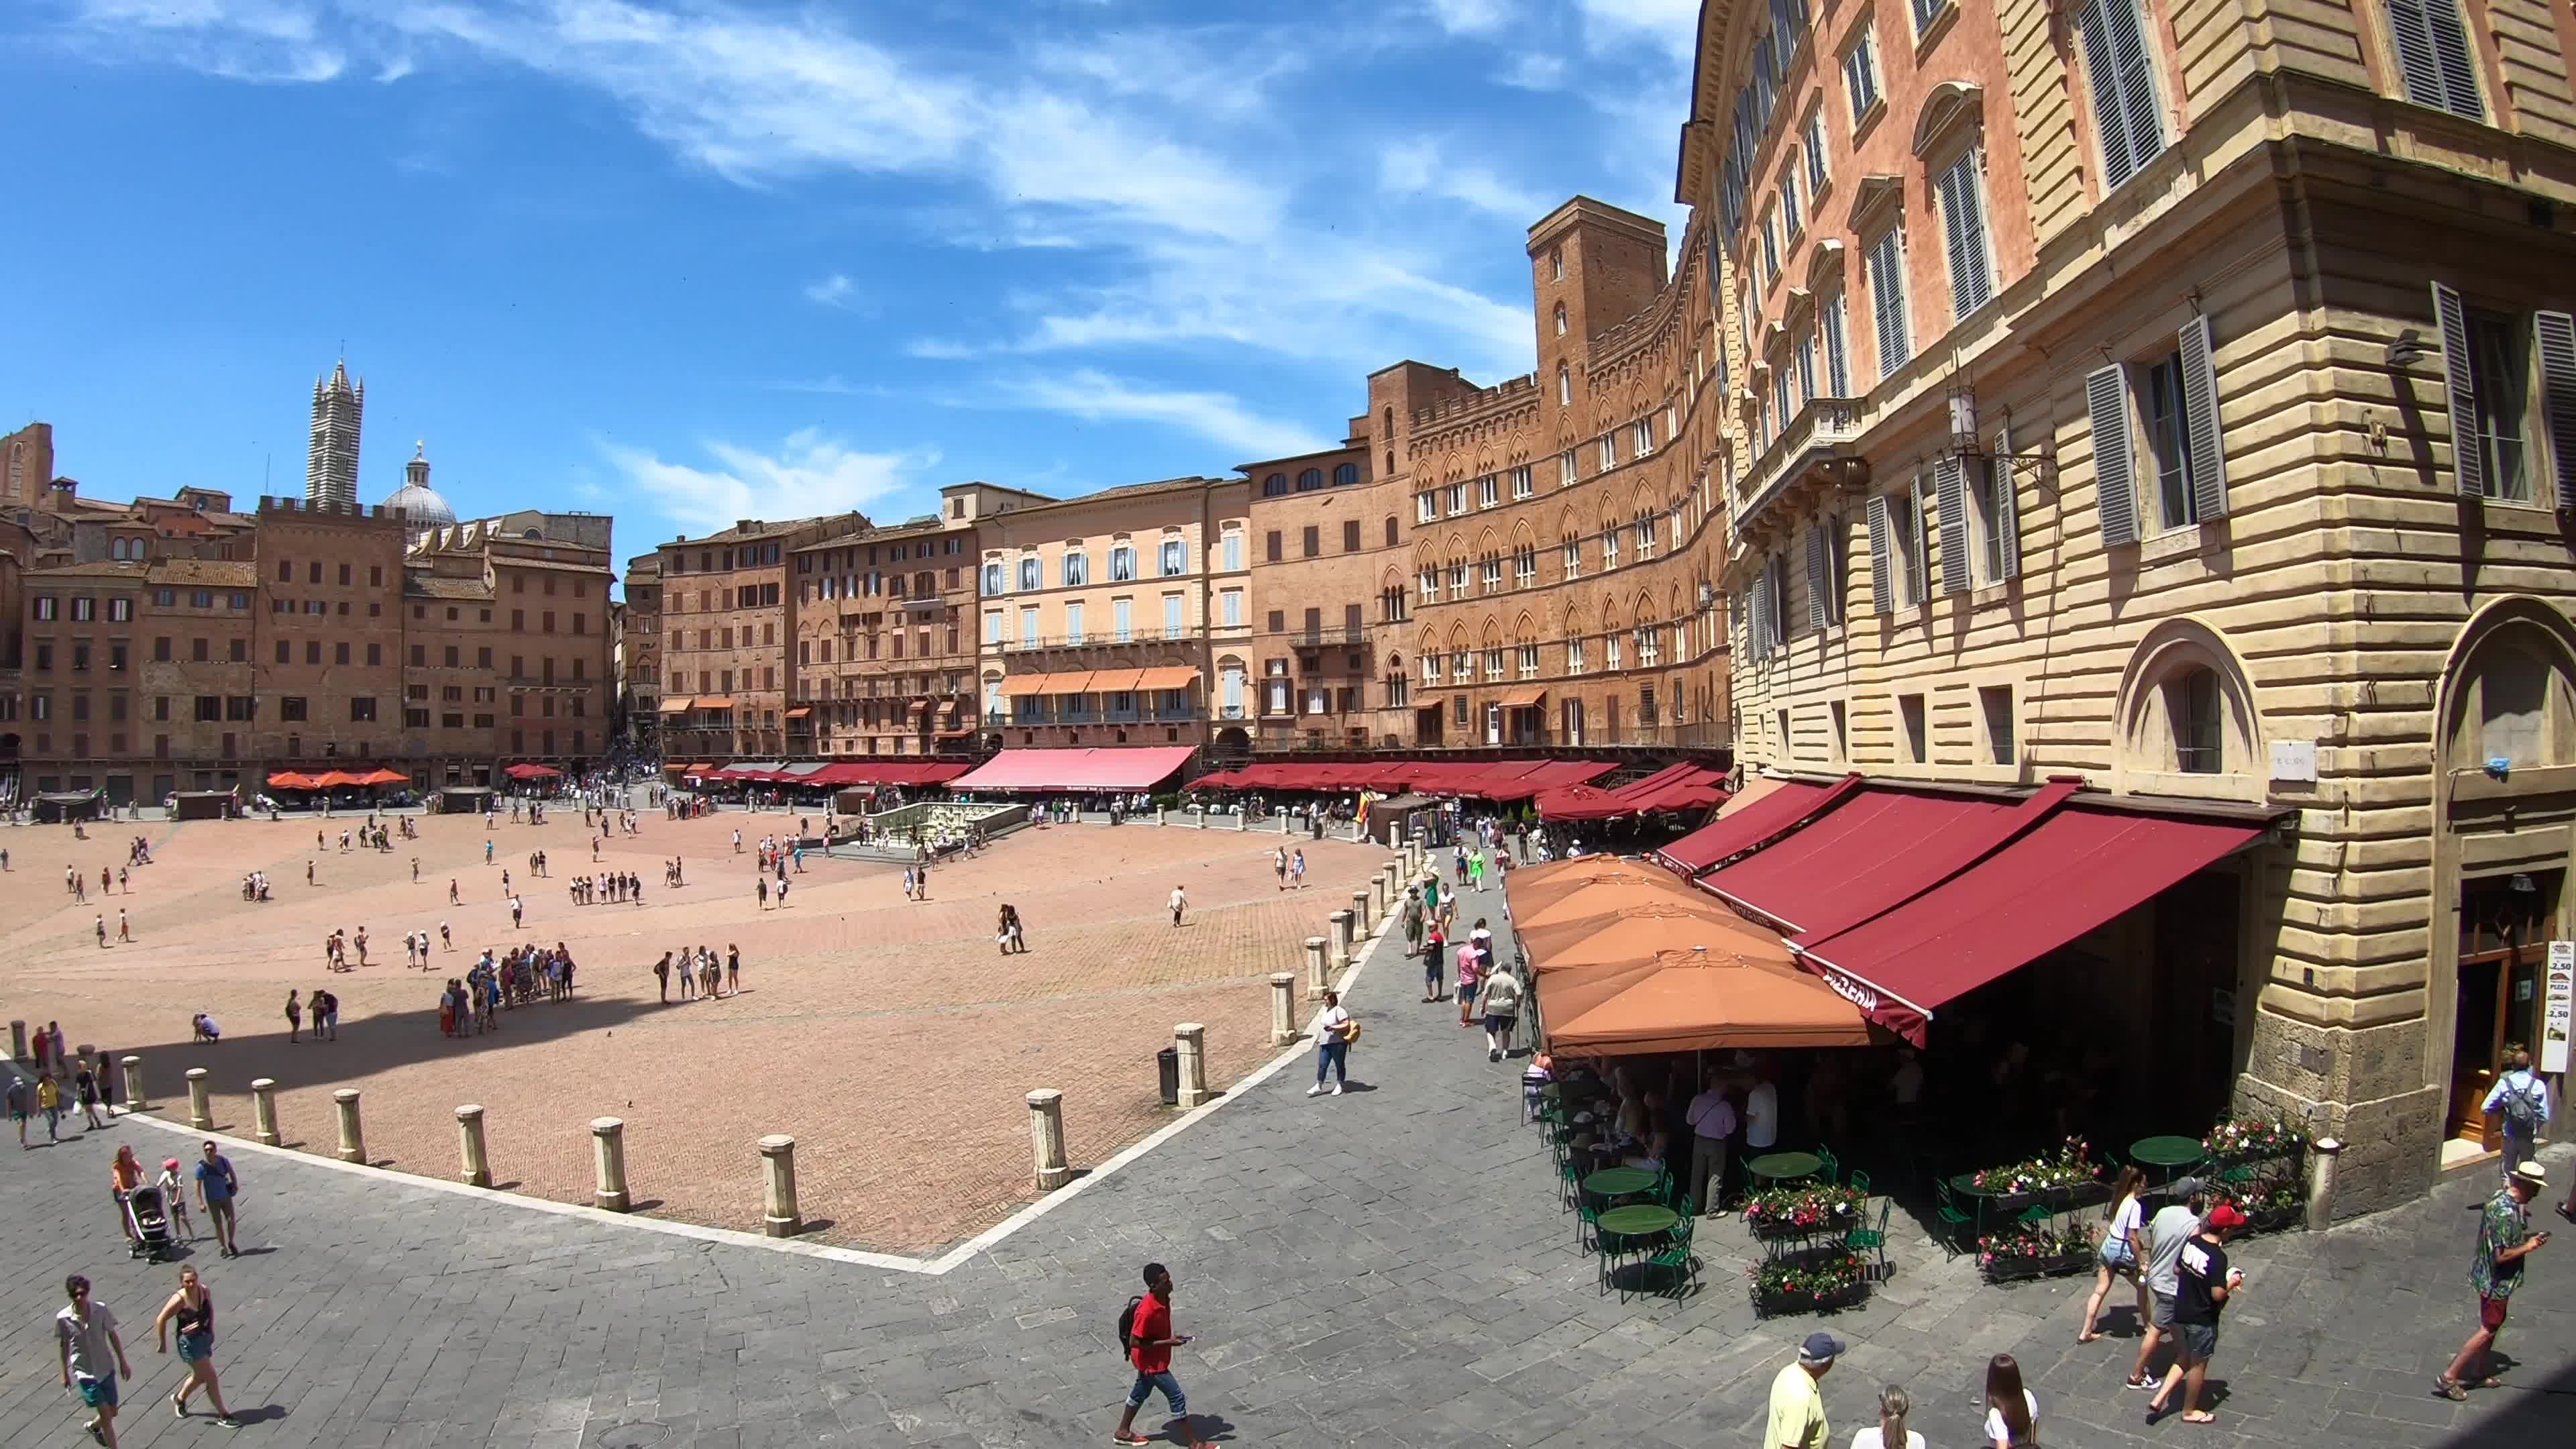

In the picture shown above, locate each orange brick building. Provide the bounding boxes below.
[655,514,862,765]
[1237,436,1409,748]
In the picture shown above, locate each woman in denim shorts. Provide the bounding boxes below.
[2080,1166,2151,1343]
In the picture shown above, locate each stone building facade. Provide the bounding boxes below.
[1237,437,1407,749]
[1374,198,1733,755]
[1699,0,2576,1211]
[655,514,863,765]
[619,552,661,751]
[974,476,1253,750]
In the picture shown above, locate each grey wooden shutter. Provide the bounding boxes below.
[2536,311,2576,511]
[2109,0,2164,173]
[1935,456,1970,593]
[1908,470,1931,603]
[2086,364,2141,545]
[1805,524,1830,629]
[2432,281,2481,497]
[1866,492,1895,614]
[2077,1,2135,189]
[2178,315,2230,520]
[1750,564,1771,659]
[1937,162,1974,320]
[2387,0,2443,108]
[2426,0,2483,119]
[1993,459,2021,580]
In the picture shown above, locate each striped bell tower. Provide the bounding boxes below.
[306,358,364,509]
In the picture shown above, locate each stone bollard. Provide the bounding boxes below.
[1027,1089,1072,1189]
[250,1078,280,1145]
[333,1088,366,1163]
[1234,810,1247,832]
[1386,860,1404,908]
[1351,889,1372,938]
[1305,936,1330,998]
[1330,909,1355,974]
[455,1104,492,1187]
[186,1067,213,1130]
[1371,871,1390,918]
[1156,806,1167,826]
[1193,806,1205,829]
[591,1117,630,1211]
[1173,1023,1210,1108]
[75,1042,93,1066]
[120,1055,146,1112]
[1269,973,1299,1045]
[2304,1137,2343,1230]
[9,1020,25,1061]
[760,1134,802,1236]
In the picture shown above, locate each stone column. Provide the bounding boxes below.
[119,1056,146,1112]
[8,1020,25,1061]
[1156,806,1167,826]
[1173,1023,1210,1108]
[2304,1138,2343,1231]
[759,1134,801,1237]
[333,1088,366,1163]
[1330,909,1355,974]
[1269,973,1298,1045]
[591,1117,630,1211]
[250,1078,279,1146]
[455,1104,492,1187]
[1193,806,1206,829]
[1305,936,1330,998]
[1026,1089,1071,1189]
[1371,871,1390,918]
[185,1067,213,1130]
[1278,811,1291,835]
[1386,861,1404,909]
[1350,889,1372,938]
[1234,810,1248,832]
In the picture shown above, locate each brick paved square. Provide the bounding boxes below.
[0,808,1389,1251]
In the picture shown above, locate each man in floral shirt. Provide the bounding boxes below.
[2436,1161,2550,1399]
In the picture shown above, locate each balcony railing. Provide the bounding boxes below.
[998,631,1202,651]
[1733,396,1864,534]
[1293,625,1371,647]
[987,708,1204,727]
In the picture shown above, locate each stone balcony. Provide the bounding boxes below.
[1731,395,1866,541]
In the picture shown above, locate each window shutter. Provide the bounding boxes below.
[2178,315,2230,520]
[1993,459,2021,580]
[1866,492,1896,614]
[2432,281,2481,498]
[1806,524,1831,629]
[2426,0,2483,120]
[2077,0,2135,188]
[1908,470,1931,603]
[1935,456,1970,594]
[2086,364,2141,545]
[2387,0,2442,107]
[1955,156,1991,312]
[1750,564,1770,659]
[2535,311,2576,511]
[1872,229,1909,378]
[1937,163,1974,320]
[2110,0,2164,171]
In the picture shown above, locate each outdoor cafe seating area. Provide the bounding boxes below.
[1507,856,2318,1314]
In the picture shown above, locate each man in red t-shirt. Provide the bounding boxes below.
[1114,1263,1211,1448]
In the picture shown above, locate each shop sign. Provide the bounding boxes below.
[2542,941,2573,1075]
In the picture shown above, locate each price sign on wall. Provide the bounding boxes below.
[2543,941,2575,1075]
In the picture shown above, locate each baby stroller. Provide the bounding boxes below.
[123,1184,177,1262]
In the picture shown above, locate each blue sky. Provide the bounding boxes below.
[4,0,1698,561]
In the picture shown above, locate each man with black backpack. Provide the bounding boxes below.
[2481,1045,2551,1187]
[1113,1263,1212,1448]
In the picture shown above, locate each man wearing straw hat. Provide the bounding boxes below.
[2436,1160,2551,1399]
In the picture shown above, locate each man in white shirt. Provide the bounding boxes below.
[1684,1075,1737,1215]
[1743,1067,1780,1154]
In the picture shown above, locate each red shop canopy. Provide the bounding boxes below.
[1697,786,2021,934]
[809,761,972,788]
[949,746,1197,793]
[1790,802,2268,1044]
[503,763,563,781]
[1654,773,1860,875]
[266,771,319,790]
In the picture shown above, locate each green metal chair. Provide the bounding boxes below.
[1814,1144,1841,1184]
[1933,1178,1975,1259]
[1643,1197,1701,1301]
[1846,1195,1892,1278]
[1846,1169,1872,1199]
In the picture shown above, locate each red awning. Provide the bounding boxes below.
[1698,786,2021,934]
[266,771,319,790]
[1654,773,1860,874]
[1791,804,2267,1044]
[948,746,1197,792]
[806,761,971,788]
[503,763,563,781]
[350,767,409,786]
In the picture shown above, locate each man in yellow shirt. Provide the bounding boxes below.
[1765,1332,1842,1449]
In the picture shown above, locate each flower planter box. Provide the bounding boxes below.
[1979,1251,2092,1283]
[1752,1281,1869,1317]
[2241,1205,2302,1235]
[1750,1212,1857,1243]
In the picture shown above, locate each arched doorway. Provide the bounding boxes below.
[2430,600,2576,1167]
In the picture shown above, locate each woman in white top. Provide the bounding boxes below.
[2078,1165,2151,1342]
[1847,1383,1924,1449]
[1984,1354,2039,1448]
[1307,989,1355,1096]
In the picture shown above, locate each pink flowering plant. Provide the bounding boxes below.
[1975,1220,2094,1272]
[1752,1251,1868,1304]
[1970,1137,2102,1196]
[2202,1116,2307,1164]
[1743,1183,1868,1238]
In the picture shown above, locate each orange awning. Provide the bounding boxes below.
[696,696,736,710]
[659,697,694,714]
[1000,674,1053,697]
[1520,903,1789,977]
[908,698,933,716]
[1133,665,1200,690]
[784,707,810,718]
[1544,948,1877,1055]
[1049,671,1096,694]
[1493,686,1548,709]
[1087,667,1145,692]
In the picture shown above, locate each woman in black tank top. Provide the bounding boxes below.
[153,1267,237,1424]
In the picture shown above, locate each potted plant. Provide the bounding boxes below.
[1751,1250,1869,1314]
[1743,1183,1868,1242]
[1970,1138,2104,1212]
[2238,1179,2306,1234]
[1976,1220,2096,1283]
[2202,1116,2308,1167]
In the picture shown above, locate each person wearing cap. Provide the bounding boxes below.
[154,1158,197,1242]
[2436,1160,2551,1399]
[2145,1200,2246,1426]
[2129,1179,2207,1389]
[1765,1332,1842,1448]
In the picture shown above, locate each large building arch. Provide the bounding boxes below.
[2108,617,2267,805]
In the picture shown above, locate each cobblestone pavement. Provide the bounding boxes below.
[0,859,2569,1448]
[0,810,1388,1251]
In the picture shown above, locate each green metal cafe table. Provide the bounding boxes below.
[1581,1167,1659,1200]
[2131,1135,2206,1187]
[1747,1152,1824,1185]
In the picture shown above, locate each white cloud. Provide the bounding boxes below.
[1423,0,1515,36]
[1576,0,1702,61]
[1379,139,1547,221]
[1495,52,1564,91]
[71,0,346,81]
[991,370,1330,461]
[803,273,857,310]
[602,428,934,536]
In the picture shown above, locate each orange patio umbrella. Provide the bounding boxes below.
[1509,875,1741,941]
[1520,903,1790,979]
[1546,947,1878,1055]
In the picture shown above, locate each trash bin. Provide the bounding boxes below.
[1157,1046,1181,1106]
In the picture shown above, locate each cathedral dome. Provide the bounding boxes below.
[382,440,458,527]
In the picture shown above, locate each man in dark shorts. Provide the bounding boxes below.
[2146,1200,2243,1425]
[2131,1179,2206,1388]
[55,1273,131,1447]
[194,1142,241,1258]
[2437,1161,2550,1399]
